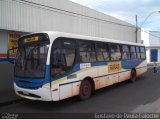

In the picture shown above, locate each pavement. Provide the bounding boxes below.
[132,97,160,113]
[147,62,160,67]
[132,63,160,113]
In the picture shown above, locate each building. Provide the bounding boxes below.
[0,0,139,62]
[143,31,160,63]
[140,29,160,63]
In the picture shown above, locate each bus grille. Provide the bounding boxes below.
[17,91,41,98]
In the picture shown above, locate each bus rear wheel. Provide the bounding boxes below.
[79,80,92,100]
[130,70,136,83]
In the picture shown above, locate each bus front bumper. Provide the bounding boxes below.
[14,83,52,101]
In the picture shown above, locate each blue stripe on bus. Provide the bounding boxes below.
[15,77,44,89]
[44,65,51,84]
[121,58,145,69]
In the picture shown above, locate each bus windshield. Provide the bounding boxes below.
[14,43,49,78]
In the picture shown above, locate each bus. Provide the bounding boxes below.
[8,31,147,101]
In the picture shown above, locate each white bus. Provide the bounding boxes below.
[8,31,147,101]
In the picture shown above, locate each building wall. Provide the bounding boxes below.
[0,29,8,54]
[142,31,160,63]
[146,49,150,63]
[0,29,27,62]
[0,0,137,43]
[140,29,149,46]
[0,29,9,62]
[147,48,160,62]
[149,31,160,46]
[149,31,160,62]
[138,28,150,62]
[158,49,160,62]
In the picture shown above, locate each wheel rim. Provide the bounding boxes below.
[82,84,90,96]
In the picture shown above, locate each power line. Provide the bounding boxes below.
[149,33,160,39]
[11,0,136,28]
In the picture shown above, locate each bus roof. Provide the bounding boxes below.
[25,31,144,46]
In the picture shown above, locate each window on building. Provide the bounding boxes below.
[122,45,130,60]
[96,42,110,61]
[130,46,136,59]
[110,44,121,60]
[79,40,96,62]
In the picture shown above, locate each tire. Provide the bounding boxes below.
[130,70,136,83]
[79,80,92,100]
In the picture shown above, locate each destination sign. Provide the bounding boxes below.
[24,36,39,43]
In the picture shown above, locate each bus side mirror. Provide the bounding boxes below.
[7,48,17,64]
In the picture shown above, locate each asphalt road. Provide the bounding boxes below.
[0,67,160,115]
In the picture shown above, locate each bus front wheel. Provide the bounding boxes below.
[79,80,92,100]
[130,70,136,83]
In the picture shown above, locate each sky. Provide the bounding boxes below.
[69,0,160,31]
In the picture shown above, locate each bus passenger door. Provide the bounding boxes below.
[50,38,76,101]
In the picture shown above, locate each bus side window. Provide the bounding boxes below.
[122,45,130,60]
[110,44,121,61]
[51,48,76,77]
[52,49,64,67]
[96,42,110,61]
[51,38,76,77]
[130,46,136,59]
[51,49,65,77]
[62,49,75,67]
[140,47,146,59]
[79,40,96,62]
[136,47,141,58]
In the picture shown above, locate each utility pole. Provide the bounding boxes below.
[136,10,160,44]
